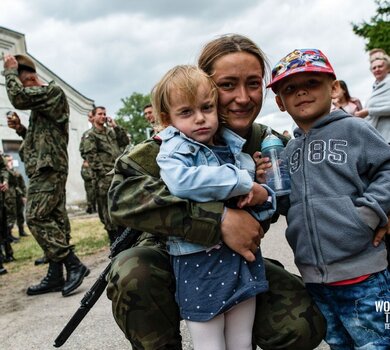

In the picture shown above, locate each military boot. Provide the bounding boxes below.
[62,251,88,297]
[0,254,7,275]
[26,261,64,295]
[18,225,28,237]
[7,226,19,243]
[34,255,49,265]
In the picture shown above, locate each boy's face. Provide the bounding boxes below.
[275,72,339,132]
[162,83,219,145]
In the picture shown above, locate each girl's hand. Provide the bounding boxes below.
[237,182,268,208]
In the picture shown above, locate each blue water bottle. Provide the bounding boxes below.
[260,127,291,196]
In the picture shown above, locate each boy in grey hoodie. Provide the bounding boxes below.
[267,48,390,349]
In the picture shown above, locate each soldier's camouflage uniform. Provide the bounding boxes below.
[4,67,72,261]
[82,125,129,243]
[0,156,10,264]
[4,167,18,228]
[107,123,326,350]
[79,129,97,213]
[14,170,26,231]
[80,163,96,212]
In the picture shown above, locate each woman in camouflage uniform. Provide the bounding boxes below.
[107,34,327,350]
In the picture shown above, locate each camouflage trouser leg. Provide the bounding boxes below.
[26,170,73,262]
[253,259,326,350]
[97,177,117,235]
[84,179,96,209]
[16,194,25,227]
[106,240,182,350]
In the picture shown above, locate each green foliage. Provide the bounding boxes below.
[115,92,152,145]
[352,0,390,53]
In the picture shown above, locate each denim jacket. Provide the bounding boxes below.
[157,126,276,256]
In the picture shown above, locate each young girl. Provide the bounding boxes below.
[153,65,276,350]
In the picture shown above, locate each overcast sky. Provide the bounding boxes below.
[0,0,378,133]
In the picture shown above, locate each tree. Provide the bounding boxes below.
[115,92,151,145]
[352,0,390,53]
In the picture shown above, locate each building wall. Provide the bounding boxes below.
[0,27,95,205]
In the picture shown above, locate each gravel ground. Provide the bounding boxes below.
[0,216,329,350]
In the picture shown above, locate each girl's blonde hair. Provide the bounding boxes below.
[151,65,218,126]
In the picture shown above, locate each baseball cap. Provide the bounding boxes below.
[267,49,336,92]
[14,54,36,73]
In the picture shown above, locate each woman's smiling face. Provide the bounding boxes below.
[211,52,264,138]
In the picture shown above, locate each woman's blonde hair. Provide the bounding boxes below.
[151,65,218,126]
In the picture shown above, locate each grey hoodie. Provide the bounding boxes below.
[284,110,390,283]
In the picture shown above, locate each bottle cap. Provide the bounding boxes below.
[261,134,283,150]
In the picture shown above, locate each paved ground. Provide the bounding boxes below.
[0,216,329,349]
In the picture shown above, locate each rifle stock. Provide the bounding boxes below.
[53,263,111,347]
[53,227,141,347]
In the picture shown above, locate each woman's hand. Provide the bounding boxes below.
[354,109,369,118]
[220,208,263,262]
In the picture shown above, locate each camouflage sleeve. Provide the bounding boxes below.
[16,173,26,196]
[113,125,130,148]
[79,134,87,160]
[108,139,224,246]
[83,133,105,177]
[0,157,9,184]
[5,69,68,124]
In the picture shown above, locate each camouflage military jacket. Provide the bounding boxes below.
[83,125,129,179]
[79,128,93,160]
[5,169,17,199]
[14,171,26,197]
[108,123,288,246]
[0,157,9,184]
[5,68,69,177]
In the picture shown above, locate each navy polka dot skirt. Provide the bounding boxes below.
[172,243,268,321]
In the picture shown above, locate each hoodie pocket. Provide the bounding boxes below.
[311,196,373,264]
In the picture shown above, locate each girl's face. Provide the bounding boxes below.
[211,52,263,138]
[162,83,219,145]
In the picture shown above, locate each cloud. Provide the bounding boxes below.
[0,0,378,132]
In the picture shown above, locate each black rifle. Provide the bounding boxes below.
[53,227,141,348]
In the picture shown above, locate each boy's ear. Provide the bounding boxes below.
[275,95,286,112]
[331,80,341,99]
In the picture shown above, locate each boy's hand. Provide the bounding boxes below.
[253,151,271,183]
[373,214,390,247]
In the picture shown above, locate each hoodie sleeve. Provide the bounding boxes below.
[355,122,390,227]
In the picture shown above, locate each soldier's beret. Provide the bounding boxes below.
[14,54,36,73]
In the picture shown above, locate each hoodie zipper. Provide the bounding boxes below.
[302,134,326,282]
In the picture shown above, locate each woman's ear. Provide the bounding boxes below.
[331,80,341,99]
[275,95,286,112]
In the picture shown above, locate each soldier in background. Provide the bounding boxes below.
[80,160,96,214]
[83,106,129,244]
[79,110,97,214]
[0,153,9,275]
[15,163,28,237]
[4,153,27,239]
[3,53,88,296]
